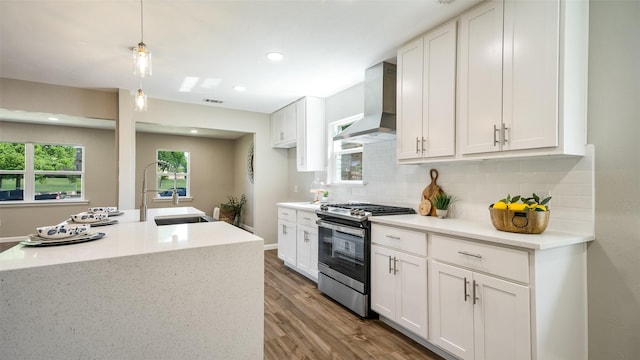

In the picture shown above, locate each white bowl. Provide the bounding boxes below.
[88,207,117,214]
[36,223,90,239]
[71,212,108,223]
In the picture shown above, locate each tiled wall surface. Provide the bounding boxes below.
[327,142,595,235]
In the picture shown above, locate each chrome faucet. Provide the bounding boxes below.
[140,160,179,222]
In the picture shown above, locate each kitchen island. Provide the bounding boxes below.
[0,207,264,359]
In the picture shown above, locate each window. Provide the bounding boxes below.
[328,114,364,184]
[0,142,84,202]
[156,150,189,198]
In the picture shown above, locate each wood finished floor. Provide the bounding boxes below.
[264,249,444,360]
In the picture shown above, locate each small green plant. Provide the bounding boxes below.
[222,194,247,215]
[323,190,329,197]
[432,193,454,210]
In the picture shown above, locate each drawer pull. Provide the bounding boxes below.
[388,256,393,274]
[385,235,401,240]
[303,217,311,221]
[281,212,289,216]
[458,251,483,259]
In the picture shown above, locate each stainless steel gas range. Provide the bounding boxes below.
[316,203,415,317]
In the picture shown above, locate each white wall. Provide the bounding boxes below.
[587,1,640,358]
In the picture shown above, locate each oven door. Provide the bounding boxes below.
[317,219,367,289]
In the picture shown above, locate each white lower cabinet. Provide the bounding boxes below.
[430,261,530,360]
[371,224,428,339]
[277,218,296,266]
[277,207,318,281]
[296,223,318,281]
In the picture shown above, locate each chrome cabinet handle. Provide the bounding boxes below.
[493,124,500,146]
[458,251,483,259]
[282,224,287,235]
[303,230,309,242]
[502,123,508,144]
[422,137,426,154]
[473,280,479,305]
[388,256,393,274]
[464,277,470,302]
[281,212,289,216]
[303,217,311,221]
[416,137,421,154]
[385,234,401,240]
[393,257,398,275]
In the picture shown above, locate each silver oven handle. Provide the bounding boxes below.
[316,220,365,238]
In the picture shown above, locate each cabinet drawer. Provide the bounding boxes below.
[297,211,318,228]
[430,234,529,283]
[371,224,427,257]
[277,207,297,222]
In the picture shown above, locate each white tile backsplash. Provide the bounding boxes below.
[326,141,595,235]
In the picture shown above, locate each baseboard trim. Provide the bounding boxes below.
[378,316,458,360]
[264,243,277,251]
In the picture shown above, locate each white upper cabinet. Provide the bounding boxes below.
[397,20,457,163]
[296,97,326,172]
[458,0,588,158]
[271,96,325,171]
[271,102,297,148]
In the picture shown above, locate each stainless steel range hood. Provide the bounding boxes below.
[333,62,397,144]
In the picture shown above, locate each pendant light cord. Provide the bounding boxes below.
[140,0,144,42]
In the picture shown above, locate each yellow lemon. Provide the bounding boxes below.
[493,201,507,210]
[536,204,547,211]
[508,203,527,211]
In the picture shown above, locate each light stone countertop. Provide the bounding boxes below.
[276,202,594,250]
[370,214,594,250]
[0,206,263,271]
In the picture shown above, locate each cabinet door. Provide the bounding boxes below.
[459,0,504,155]
[396,252,428,339]
[277,219,296,265]
[370,245,396,319]
[423,20,457,158]
[296,224,318,280]
[473,272,531,360]
[272,103,296,148]
[396,37,425,161]
[502,0,558,151]
[430,261,474,360]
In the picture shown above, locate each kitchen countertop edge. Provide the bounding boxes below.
[370,214,594,251]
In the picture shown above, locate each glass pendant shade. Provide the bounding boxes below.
[134,88,148,112]
[133,42,152,78]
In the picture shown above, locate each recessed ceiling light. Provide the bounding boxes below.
[233,85,246,92]
[47,116,59,121]
[266,52,283,61]
[190,129,198,134]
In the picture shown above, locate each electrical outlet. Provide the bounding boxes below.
[294,185,298,193]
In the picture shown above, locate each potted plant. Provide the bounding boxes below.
[432,192,454,218]
[220,194,247,226]
[322,191,329,202]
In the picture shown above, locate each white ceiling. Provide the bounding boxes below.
[0,0,481,116]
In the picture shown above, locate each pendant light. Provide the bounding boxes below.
[134,86,148,112]
[133,0,152,78]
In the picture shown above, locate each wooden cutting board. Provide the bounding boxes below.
[418,199,432,216]
[421,169,443,216]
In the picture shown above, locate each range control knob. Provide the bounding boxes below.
[350,209,366,216]
[320,204,329,211]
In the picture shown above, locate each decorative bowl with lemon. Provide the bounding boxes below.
[489,193,551,234]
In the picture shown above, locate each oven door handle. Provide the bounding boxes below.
[316,220,365,238]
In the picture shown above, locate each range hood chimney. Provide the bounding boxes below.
[333,62,397,143]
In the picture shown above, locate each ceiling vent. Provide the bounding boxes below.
[203,98,224,104]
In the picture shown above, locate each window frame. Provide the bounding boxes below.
[327,114,364,185]
[155,149,190,199]
[0,141,85,203]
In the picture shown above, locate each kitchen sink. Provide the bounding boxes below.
[154,215,215,226]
